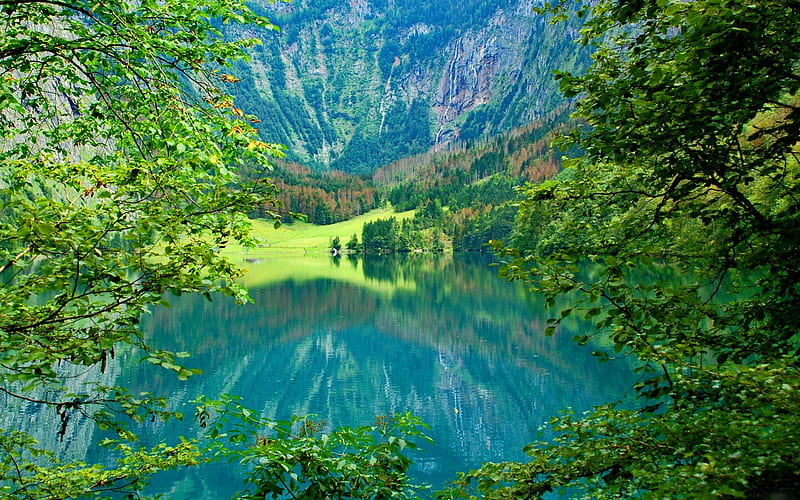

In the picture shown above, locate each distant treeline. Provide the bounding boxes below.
[253,109,571,251]
[367,109,569,251]
[251,161,379,224]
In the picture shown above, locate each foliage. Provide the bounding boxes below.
[450,203,517,253]
[442,0,800,497]
[444,360,800,499]
[346,233,361,252]
[0,428,204,499]
[195,395,432,500]
[362,217,399,254]
[369,113,569,252]
[359,212,449,254]
[0,0,284,496]
[378,112,566,207]
[265,161,379,224]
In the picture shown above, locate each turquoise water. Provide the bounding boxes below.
[49,254,637,498]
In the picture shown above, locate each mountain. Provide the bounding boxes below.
[226,0,590,174]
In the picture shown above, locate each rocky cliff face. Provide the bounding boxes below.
[433,1,537,141]
[232,0,588,174]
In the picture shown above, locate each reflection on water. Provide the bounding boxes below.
[11,254,638,498]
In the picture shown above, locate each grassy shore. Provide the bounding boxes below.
[223,206,415,256]
[217,206,418,292]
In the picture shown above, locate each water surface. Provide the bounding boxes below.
[128,254,636,497]
[11,254,637,498]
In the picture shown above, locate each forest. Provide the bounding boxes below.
[264,109,568,252]
[1,0,798,498]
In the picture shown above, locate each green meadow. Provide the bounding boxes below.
[222,207,418,292]
[227,206,415,256]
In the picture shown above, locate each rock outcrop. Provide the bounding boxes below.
[234,0,588,173]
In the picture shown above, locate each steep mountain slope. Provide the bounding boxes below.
[227,0,589,174]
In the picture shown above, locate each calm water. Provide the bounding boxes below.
[16,254,638,498]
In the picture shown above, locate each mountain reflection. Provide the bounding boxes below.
[119,254,635,497]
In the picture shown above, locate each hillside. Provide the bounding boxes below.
[249,107,570,252]
[225,0,589,174]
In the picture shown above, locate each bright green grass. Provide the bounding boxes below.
[221,207,417,292]
[232,253,418,294]
[224,206,415,256]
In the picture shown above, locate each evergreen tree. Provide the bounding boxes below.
[346,233,360,252]
[362,217,397,254]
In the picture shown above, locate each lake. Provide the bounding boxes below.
[12,253,638,498]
